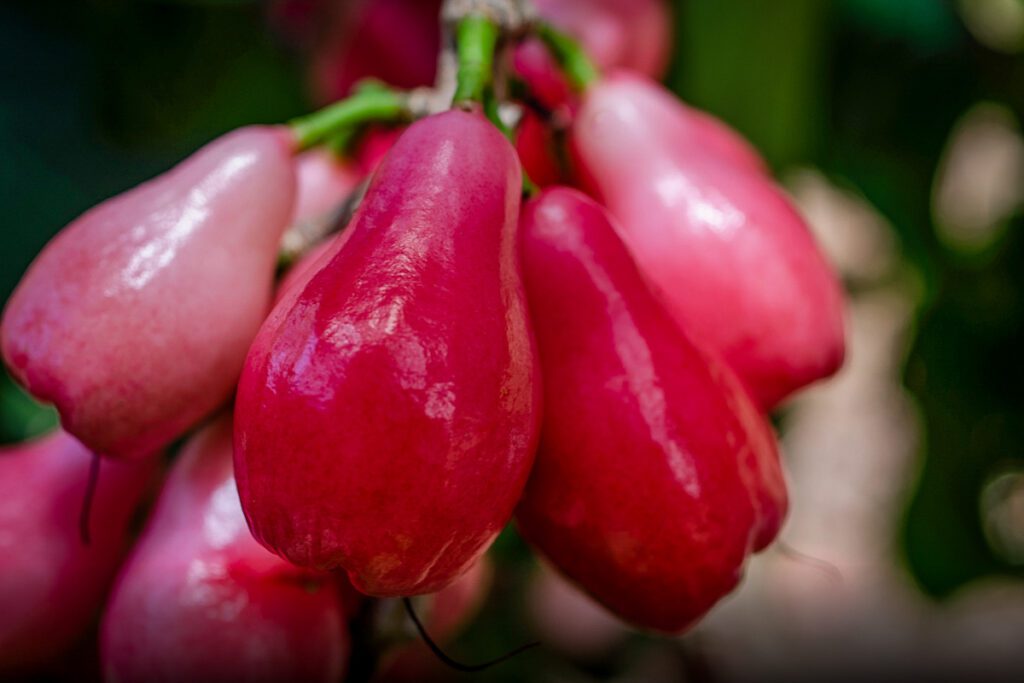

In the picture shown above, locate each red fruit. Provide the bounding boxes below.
[275,237,340,307]
[571,72,845,408]
[234,110,540,596]
[515,188,786,633]
[0,431,156,674]
[101,416,347,683]
[515,110,565,188]
[1,127,296,458]
[309,0,443,102]
[306,0,670,105]
[291,149,360,225]
[513,0,672,112]
[512,40,576,113]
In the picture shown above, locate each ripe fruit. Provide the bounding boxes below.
[305,0,670,105]
[533,0,671,76]
[309,0,443,102]
[516,110,565,188]
[1,127,296,458]
[234,110,540,596]
[101,416,347,683]
[291,149,360,225]
[513,0,672,112]
[0,431,156,674]
[571,72,845,407]
[516,188,785,633]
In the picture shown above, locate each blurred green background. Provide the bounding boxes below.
[2,0,1024,680]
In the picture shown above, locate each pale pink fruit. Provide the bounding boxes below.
[101,415,347,683]
[1,127,296,458]
[534,0,671,76]
[0,430,156,674]
[572,72,845,408]
[291,149,360,225]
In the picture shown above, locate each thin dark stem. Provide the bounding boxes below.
[79,452,101,546]
[401,597,539,673]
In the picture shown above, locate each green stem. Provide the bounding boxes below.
[453,15,500,105]
[290,87,408,151]
[535,22,600,91]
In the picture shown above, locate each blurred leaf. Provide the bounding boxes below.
[670,0,828,168]
[901,220,1024,596]
[0,370,58,445]
[839,0,960,52]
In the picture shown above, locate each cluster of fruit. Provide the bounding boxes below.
[0,0,845,679]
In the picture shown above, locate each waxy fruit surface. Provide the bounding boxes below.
[235,110,540,597]
[516,188,786,633]
[1,127,296,458]
[0,431,155,674]
[101,416,347,683]
[572,72,845,408]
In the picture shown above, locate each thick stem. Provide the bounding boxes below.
[535,21,600,91]
[452,15,501,105]
[290,87,409,151]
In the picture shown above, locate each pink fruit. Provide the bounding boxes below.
[571,72,845,408]
[234,110,540,596]
[516,188,785,633]
[534,0,671,77]
[306,0,671,105]
[0,431,156,674]
[1,127,296,458]
[101,416,347,683]
[291,149,360,225]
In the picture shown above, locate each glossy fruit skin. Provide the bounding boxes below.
[1,127,296,458]
[571,72,845,408]
[235,110,540,597]
[0,431,156,674]
[101,416,347,683]
[516,188,786,633]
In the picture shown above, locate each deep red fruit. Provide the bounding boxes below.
[571,72,845,408]
[516,110,565,188]
[516,188,786,633]
[0,431,156,674]
[101,416,347,683]
[234,110,540,597]
[1,127,296,458]
[309,0,443,102]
